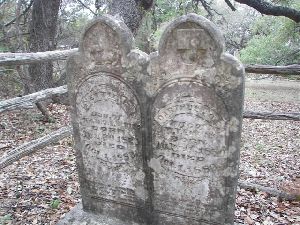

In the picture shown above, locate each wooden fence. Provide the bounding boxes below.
[0,49,299,200]
[1,48,300,74]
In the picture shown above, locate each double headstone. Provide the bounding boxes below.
[60,13,244,225]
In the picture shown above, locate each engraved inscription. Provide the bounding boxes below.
[76,74,143,205]
[152,81,228,222]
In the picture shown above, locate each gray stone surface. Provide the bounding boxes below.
[57,203,245,225]
[63,13,244,225]
[57,203,143,225]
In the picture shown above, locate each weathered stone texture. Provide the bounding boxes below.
[151,82,229,224]
[67,15,149,224]
[63,13,244,225]
[146,14,244,225]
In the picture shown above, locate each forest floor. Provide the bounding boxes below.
[0,78,299,225]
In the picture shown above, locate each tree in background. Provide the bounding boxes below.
[1,0,299,101]
[28,0,61,92]
[94,0,153,34]
[240,1,300,65]
[232,0,300,23]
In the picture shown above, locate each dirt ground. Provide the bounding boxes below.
[245,78,300,103]
[0,77,299,225]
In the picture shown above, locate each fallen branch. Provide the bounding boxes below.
[243,111,300,121]
[245,64,300,75]
[0,126,73,170]
[0,48,78,66]
[238,181,299,201]
[0,85,68,113]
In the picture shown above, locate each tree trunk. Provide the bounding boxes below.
[108,0,153,35]
[28,0,61,92]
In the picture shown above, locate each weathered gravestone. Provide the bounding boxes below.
[58,13,244,225]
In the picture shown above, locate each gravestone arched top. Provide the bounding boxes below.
[158,13,225,64]
[79,14,134,66]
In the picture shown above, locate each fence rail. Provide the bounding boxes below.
[0,85,67,113]
[1,85,299,121]
[0,49,300,75]
[245,64,300,75]
[243,111,300,121]
[0,49,78,66]
[0,126,72,170]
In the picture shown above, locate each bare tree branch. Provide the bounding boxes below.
[225,0,236,11]
[234,0,300,22]
[199,0,213,17]
[75,0,97,16]
[192,0,222,17]
[5,0,33,27]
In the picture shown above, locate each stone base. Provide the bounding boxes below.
[57,203,245,225]
[57,203,142,225]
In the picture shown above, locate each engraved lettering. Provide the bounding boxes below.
[75,75,142,206]
[152,81,228,220]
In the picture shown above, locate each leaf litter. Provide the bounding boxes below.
[0,99,299,224]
